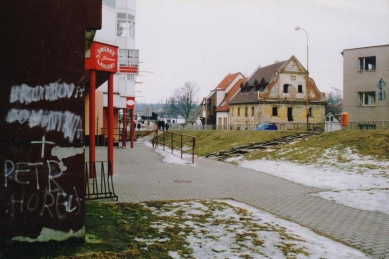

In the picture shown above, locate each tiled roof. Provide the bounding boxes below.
[230,60,286,105]
[215,78,247,112]
[213,72,243,91]
[247,61,286,85]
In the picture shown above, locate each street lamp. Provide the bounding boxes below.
[295,26,309,131]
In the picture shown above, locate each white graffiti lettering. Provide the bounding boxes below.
[9,81,79,104]
[6,159,83,220]
[9,188,82,220]
[31,136,55,159]
[5,109,83,142]
[74,86,85,98]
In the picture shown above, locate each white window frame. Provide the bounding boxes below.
[359,92,376,106]
[117,13,135,38]
[359,56,376,71]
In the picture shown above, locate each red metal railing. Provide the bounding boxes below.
[152,130,196,163]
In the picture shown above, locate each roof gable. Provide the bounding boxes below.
[215,78,247,112]
[214,72,243,91]
[279,55,306,73]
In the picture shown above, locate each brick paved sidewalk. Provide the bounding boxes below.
[91,141,389,259]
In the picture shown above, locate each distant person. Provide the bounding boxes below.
[165,123,169,131]
[137,122,141,130]
[196,117,202,130]
[157,119,162,130]
[161,119,165,131]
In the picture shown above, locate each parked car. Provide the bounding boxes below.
[252,123,278,130]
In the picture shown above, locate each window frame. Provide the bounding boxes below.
[117,13,135,38]
[359,56,376,71]
[283,84,289,93]
[298,85,303,93]
[359,91,376,106]
[272,107,278,117]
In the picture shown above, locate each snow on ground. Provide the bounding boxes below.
[139,199,370,259]
[139,137,389,258]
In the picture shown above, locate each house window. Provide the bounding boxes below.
[359,124,376,130]
[117,13,135,37]
[359,92,376,106]
[251,107,254,116]
[326,116,335,121]
[238,108,240,116]
[245,107,248,117]
[290,75,296,81]
[287,107,293,121]
[298,85,303,93]
[283,84,289,93]
[272,107,278,116]
[232,108,234,116]
[359,56,376,71]
[308,107,312,116]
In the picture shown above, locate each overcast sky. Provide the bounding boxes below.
[135,0,389,104]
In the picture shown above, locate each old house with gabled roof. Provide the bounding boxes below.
[229,56,326,130]
[205,72,246,127]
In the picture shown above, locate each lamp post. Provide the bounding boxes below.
[295,26,309,131]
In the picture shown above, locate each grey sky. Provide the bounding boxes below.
[135,0,389,103]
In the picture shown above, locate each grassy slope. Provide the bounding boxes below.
[171,130,303,157]
[171,130,389,162]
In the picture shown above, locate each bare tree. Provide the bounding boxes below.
[168,81,199,122]
[326,90,343,115]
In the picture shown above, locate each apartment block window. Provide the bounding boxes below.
[272,107,278,116]
[359,92,376,106]
[283,84,289,93]
[251,107,254,116]
[359,124,376,130]
[103,0,116,8]
[117,13,135,38]
[245,107,248,117]
[238,108,240,116]
[298,85,303,93]
[359,56,376,71]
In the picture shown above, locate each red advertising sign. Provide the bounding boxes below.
[126,96,135,109]
[85,42,118,72]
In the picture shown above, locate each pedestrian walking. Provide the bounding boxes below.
[165,122,169,131]
[161,119,165,131]
[196,117,202,130]
[137,122,141,130]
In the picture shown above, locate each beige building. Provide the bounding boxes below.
[342,45,389,129]
[229,56,326,130]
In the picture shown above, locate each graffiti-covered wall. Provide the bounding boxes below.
[0,0,101,242]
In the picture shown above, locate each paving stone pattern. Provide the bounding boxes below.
[92,142,389,259]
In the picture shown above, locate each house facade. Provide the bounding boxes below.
[229,56,326,130]
[342,45,389,129]
[205,73,245,128]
